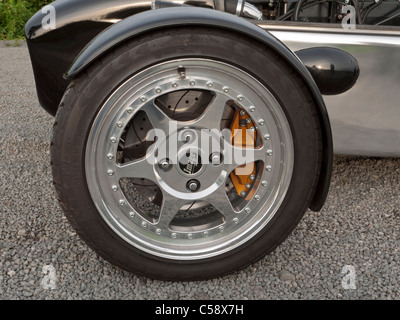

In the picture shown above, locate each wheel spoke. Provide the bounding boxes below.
[115,156,156,182]
[140,100,177,137]
[155,193,188,229]
[206,184,235,217]
[224,145,266,175]
[190,92,228,130]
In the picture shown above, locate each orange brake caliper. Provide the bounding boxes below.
[230,109,257,197]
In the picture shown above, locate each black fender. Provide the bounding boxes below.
[65,7,333,211]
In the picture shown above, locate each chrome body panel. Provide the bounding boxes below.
[258,24,400,157]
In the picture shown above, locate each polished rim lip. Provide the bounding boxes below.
[85,58,294,260]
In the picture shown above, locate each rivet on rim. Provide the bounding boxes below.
[237,95,244,101]
[112,185,118,192]
[172,82,178,88]
[233,217,239,224]
[107,153,114,160]
[249,106,256,112]
[203,231,209,237]
[189,80,196,86]
[187,233,193,239]
[129,212,135,218]
[110,137,117,143]
[262,181,268,187]
[245,208,251,214]
[107,169,114,176]
[141,221,147,228]
[258,119,265,125]
[140,96,147,102]
[171,232,177,238]
[267,150,273,156]
[264,134,271,140]
[255,195,261,201]
[117,121,123,128]
[127,107,133,114]
[119,199,125,206]
[266,165,272,172]
[155,87,162,93]
[206,81,214,87]
[223,86,230,93]
[218,226,224,232]
[156,229,162,235]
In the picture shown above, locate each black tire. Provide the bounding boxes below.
[51,27,322,281]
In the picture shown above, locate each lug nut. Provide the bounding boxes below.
[159,159,171,171]
[210,153,223,166]
[187,180,200,192]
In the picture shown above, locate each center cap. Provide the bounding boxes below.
[178,149,203,175]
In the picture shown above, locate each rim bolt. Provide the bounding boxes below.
[203,231,209,237]
[187,233,193,239]
[237,95,244,101]
[171,232,177,238]
[110,137,117,143]
[119,199,125,206]
[267,150,273,156]
[155,87,162,93]
[249,174,256,181]
[156,229,162,235]
[223,86,230,93]
[245,208,251,214]
[117,121,123,128]
[107,169,114,176]
[255,195,261,201]
[266,165,272,172]
[264,134,271,140]
[233,217,239,224]
[107,153,114,160]
[262,181,268,187]
[206,81,214,87]
[112,185,118,192]
[140,96,147,102]
[258,119,265,125]
[129,212,135,218]
[142,221,147,228]
[249,106,256,112]
[172,82,178,88]
[190,80,196,86]
[127,107,133,114]
[219,226,224,232]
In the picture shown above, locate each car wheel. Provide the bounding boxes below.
[51,27,322,280]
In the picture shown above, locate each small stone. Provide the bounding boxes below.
[280,270,295,282]
[17,229,27,237]
[7,270,16,277]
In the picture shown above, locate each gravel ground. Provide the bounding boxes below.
[1,42,399,300]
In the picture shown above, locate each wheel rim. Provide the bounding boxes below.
[85,58,294,260]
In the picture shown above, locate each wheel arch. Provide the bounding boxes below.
[65,7,333,211]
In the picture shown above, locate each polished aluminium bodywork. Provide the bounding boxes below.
[262,24,400,157]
